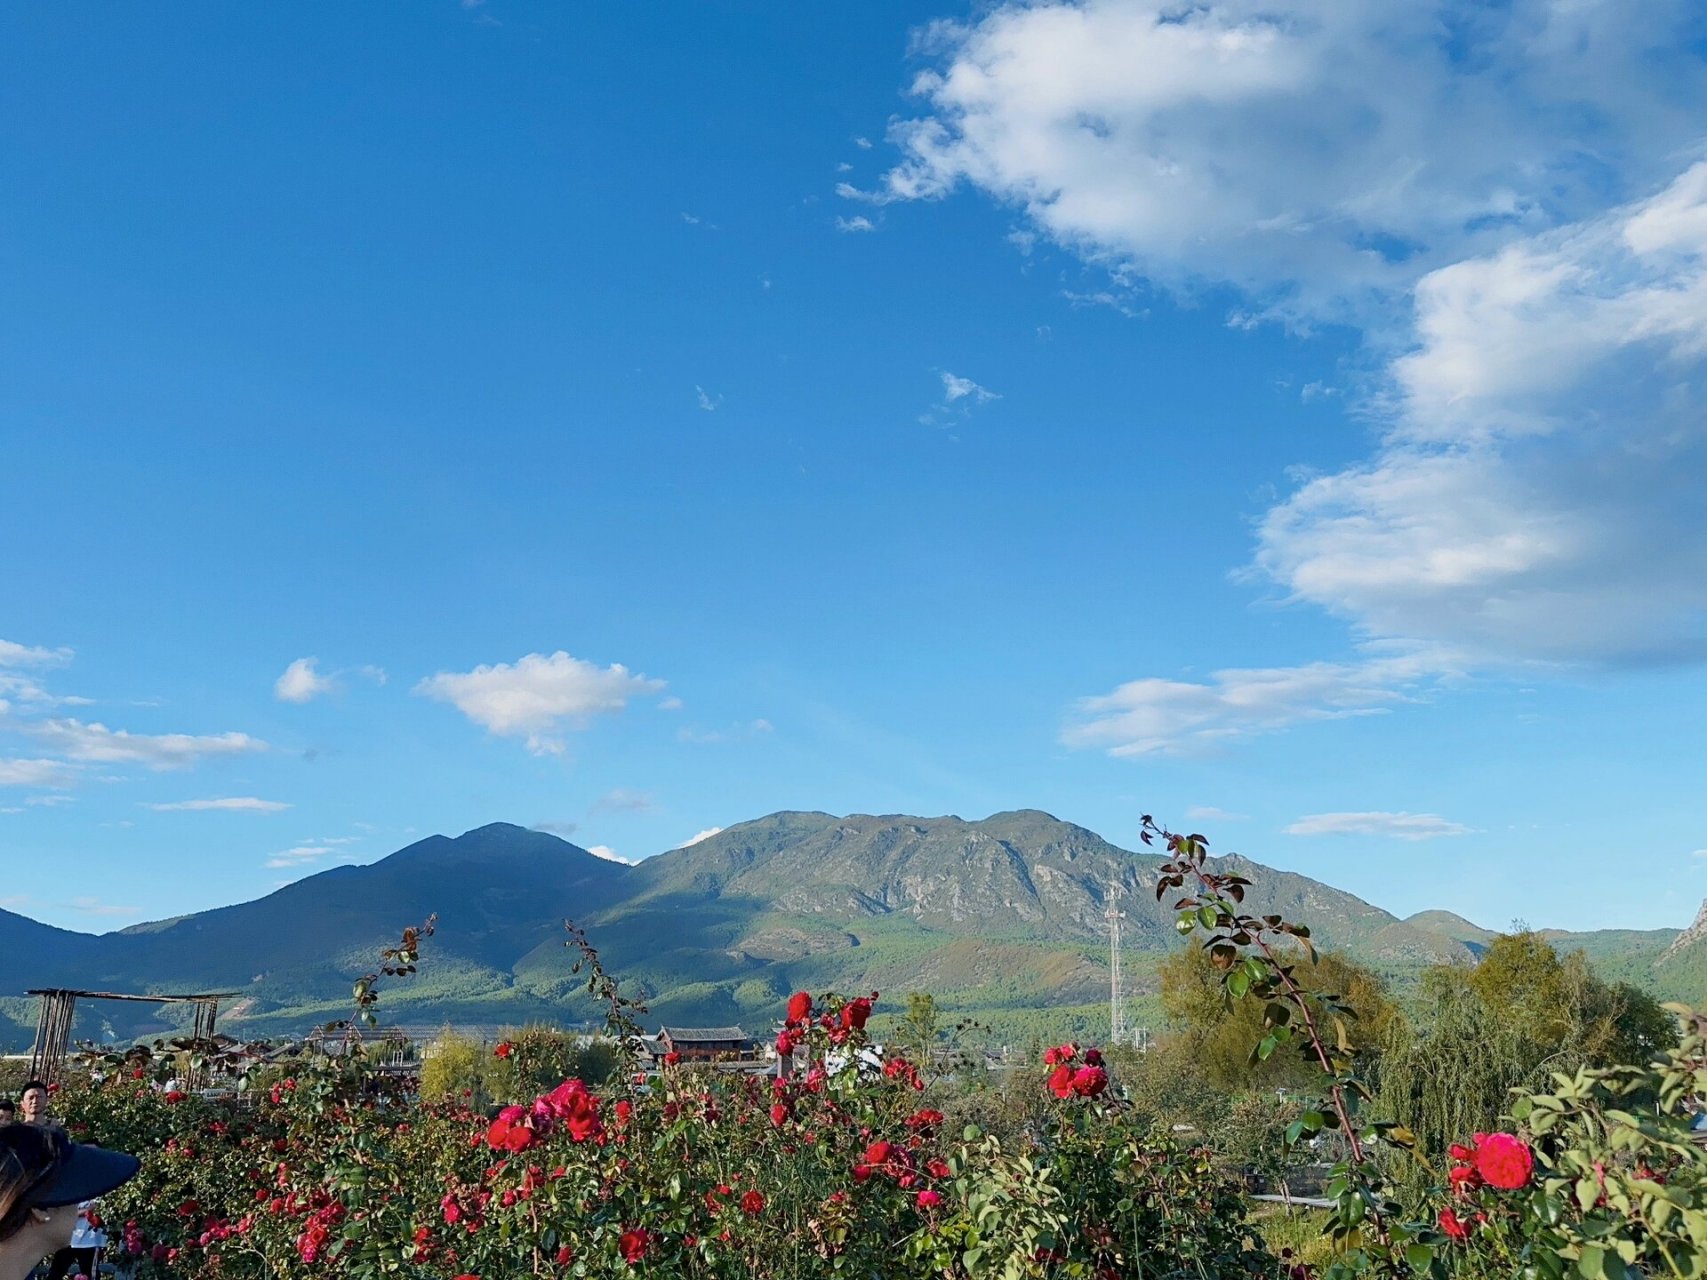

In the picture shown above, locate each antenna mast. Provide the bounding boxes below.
[1106,882,1125,1044]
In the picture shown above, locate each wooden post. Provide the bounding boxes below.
[29,990,78,1086]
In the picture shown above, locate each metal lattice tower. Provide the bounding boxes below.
[1105,882,1125,1044]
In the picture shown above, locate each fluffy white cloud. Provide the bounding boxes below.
[275,657,338,703]
[586,844,635,866]
[414,651,665,755]
[0,640,72,667]
[680,827,724,847]
[884,0,1707,320]
[1256,164,1707,665]
[1284,811,1473,841]
[148,797,291,812]
[1063,651,1447,756]
[835,215,876,233]
[0,758,79,788]
[30,719,267,769]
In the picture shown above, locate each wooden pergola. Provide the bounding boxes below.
[26,988,238,1085]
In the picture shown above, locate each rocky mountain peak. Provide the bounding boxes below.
[1659,899,1707,964]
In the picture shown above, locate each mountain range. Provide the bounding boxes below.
[2,811,1698,1048]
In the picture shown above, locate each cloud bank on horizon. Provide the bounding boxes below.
[870,0,1707,754]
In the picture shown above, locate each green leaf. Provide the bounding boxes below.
[1405,1242,1435,1269]
[1228,969,1251,999]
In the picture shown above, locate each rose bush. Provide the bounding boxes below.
[54,990,1280,1279]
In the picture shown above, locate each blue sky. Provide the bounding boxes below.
[4,1,1706,935]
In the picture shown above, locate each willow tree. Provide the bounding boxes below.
[1376,970,1530,1163]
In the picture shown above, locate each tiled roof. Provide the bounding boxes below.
[659,1026,750,1042]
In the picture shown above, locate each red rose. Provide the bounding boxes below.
[1047,1065,1075,1099]
[663,1051,681,1066]
[1082,1047,1103,1067]
[555,1246,573,1264]
[863,1140,892,1168]
[916,1189,942,1209]
[776,1029,798,1056]
[1448,1143,1474,1162]
[840,997,872,1030]
[494,1042,513,1059]
[1438,1208,1470,1241]
[740,1190,765,1216]
[1070,1066,1108,1098]
[614,1099,632,1126]
[1043,1044,1077,1066]
[1472,1133,1533,1190]
[619,1228,651,1264]
[787,991,813,1023]
[770,1103,790,1127]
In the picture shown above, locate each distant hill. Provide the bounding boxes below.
[4,812,1702,1047]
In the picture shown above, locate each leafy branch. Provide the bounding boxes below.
[1143,815,1434,1275]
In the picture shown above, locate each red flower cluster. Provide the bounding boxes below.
[1042,1045,1108,1099]
[493,1042,513,1059]
[485,1078,604,1153]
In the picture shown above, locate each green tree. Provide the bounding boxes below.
[1158,944,1402,1092]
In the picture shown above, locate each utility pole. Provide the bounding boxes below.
[1105,882,1125,1045]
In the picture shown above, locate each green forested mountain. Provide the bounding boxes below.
[3,812,1702,1048]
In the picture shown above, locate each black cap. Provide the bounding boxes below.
[34,1143,140,1208]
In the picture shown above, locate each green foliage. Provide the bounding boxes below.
[1159,939,1404,1092]
[417,1026,487,1104]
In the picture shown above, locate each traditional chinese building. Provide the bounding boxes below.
[656,1025,753,1061]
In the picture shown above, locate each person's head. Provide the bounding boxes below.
[0,1124,138,1260]
[0,1102,14,1126]
[15,1085,47,1125]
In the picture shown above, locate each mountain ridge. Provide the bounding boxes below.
[4,812,1702,1045]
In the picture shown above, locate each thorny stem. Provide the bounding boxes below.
[1144,816,1402,1266]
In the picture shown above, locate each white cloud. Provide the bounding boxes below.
[414,651,664,755]
[147,797,291,813]
[1692,849,1707,859]
[1063,651,1447,756]
[680,827,723,847]
[854,136,873,150]
[0,758,79,788]
[921,371,1002,430]
[893,9,1707,737]
[24,794,74,807]
[275,657,338,703]
[676,718,774,745]
[62,896,139,918]
[885,0,1707,322]
[836,215,876,233]
[1284,811,1474,841]
[0,640,72,667]
[1184,806,1247,823]
[695,386,723,411]
[30,719,266,770]
[657,696,684,712]
[941,372,998,404]
[265,844,336,869]
[592,788,655,813]
[586,844,635,866]
[1255,163,1707,666]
